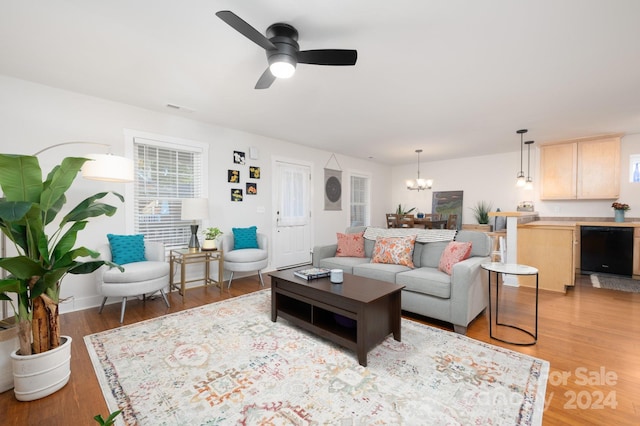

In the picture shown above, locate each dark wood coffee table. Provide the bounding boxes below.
[269,269,404,367]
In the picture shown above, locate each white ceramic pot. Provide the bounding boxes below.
[11,335,72,401]
[202,239,217,250]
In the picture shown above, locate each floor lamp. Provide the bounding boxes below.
[1,142,134,320]
[181,198,209,252]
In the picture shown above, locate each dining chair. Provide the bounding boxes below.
[398,214,415,228]
[386,213,399,228]
[447,214,458,230]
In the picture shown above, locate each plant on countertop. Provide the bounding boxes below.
[612,202,630,211]
[470,201,493,224]
[396,204,416,215]
[203,227,223,240]
[0,154,123,356]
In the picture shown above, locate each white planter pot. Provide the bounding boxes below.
[0,327,18,393]
[202,239,217,250]
[11,335,72,401]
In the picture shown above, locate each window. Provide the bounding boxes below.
[630,154,640,183]
[125,131,208,250]
[350,174,370,227]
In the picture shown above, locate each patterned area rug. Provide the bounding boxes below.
[590,274,640,293]
[85,290,549,425]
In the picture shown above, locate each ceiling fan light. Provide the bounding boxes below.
[269,54,296,79]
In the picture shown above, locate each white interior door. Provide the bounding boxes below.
[272,159,312,268]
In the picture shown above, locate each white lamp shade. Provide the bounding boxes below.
[81,154,134,183]
[181,198,209,221]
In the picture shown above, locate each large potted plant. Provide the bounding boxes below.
[0,154,122,400]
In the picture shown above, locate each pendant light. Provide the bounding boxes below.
[524,140,535,190]
[516,129,527,187]
[406,149,433,191]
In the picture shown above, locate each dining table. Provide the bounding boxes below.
[414,218,448,229]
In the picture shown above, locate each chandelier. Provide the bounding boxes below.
[406,149,433,191]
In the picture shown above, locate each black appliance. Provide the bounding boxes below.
[580,226,633,277]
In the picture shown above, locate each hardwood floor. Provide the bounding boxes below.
[1,273,639,425]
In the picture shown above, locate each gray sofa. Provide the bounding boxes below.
[312,226,491,334]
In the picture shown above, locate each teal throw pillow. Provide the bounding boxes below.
[107,234,146,265]
[232,226,259,249]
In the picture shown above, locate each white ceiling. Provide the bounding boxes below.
[1,0,640,165]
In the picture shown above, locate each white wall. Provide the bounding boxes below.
[0,75,392,313]
[392,134,640,223]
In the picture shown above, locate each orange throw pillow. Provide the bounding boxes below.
[371,235,416,268]
[438,241,472,275]
[336,232,366,257]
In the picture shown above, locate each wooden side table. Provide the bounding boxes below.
[169,249,224,302]
[481,262,539,346]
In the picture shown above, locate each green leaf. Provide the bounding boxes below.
[0,256,46,280]
[60,192,123,226]
[0,155,43,203]
[40,157,87,215]
[0,200,33,222]
[51,221,87,263]
[0,278,24,294]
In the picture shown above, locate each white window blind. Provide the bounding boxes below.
[133,137,206,250]
[350,174,370,227]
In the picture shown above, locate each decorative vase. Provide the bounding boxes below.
[614,210,625,223]
[11,336,72,401]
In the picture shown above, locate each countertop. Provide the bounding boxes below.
[519,220,640,229]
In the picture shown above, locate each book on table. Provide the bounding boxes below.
[294,267,331,280]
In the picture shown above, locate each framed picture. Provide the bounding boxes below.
[228,170,239,183]
[246,182,257,195]
[231,188,243,202]
[249,166,260,179]
[233,151,246,165]
[324,168,342,211]
[432,190,463,230]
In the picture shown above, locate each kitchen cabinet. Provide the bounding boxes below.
[517,223,576,293]
[540,135,621,200]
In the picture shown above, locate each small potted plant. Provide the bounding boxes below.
[470,201,493,230]
[612,202,630,222]
[202,227,223,250]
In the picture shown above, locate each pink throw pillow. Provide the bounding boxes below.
[438,241,472,275]
[371,235,416,268]
[336,232,365,257]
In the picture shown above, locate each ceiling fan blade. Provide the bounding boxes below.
[216,10,276,51]
[255,68,276,89]
[297,49,357,66]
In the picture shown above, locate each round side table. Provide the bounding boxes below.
[481,262,539,346]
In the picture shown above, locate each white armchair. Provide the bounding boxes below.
[96,241,170,323]
[220,232,268,288]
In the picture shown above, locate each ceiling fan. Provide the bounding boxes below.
[216,10,358,89]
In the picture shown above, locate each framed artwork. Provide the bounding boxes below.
[228,169,239,183]
[246,182,257,195]
[231,188,243,202]
[324,168,342,211]
[432,190,463,230]
[233,151,246,165]
[249,166,260,179]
